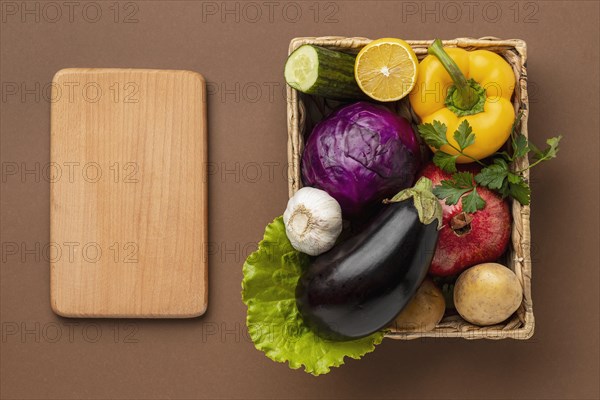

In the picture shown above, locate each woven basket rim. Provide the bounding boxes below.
[286,36,534,340]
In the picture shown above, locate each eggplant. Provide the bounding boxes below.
[295,178,442,341]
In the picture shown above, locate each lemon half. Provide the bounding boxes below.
[355,38,419,102]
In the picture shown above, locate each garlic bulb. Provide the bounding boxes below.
[283,187,343,256]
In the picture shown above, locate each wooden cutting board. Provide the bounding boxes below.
[50,68,208,318]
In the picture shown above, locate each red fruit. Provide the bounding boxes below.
[419,163,511,277]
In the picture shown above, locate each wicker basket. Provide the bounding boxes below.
[286,36,534,340]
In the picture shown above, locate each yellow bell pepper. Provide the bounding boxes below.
[409,39,515,163]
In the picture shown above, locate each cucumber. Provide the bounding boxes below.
[284,45,365,100]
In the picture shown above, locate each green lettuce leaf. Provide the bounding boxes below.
[242,216,385,376]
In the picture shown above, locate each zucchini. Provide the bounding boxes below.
[284,45,365,100]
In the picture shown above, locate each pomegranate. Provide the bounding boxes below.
[419,164,511,277]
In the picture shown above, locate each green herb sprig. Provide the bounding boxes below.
[417,114,561,213]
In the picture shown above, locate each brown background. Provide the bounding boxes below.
[1,1,598,399]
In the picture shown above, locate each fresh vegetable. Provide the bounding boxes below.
[242,217,385,376]
[419,115,562,211]
[354,38,419,102]
[302,101,420,216]
[419,163,510,277]
[296,178,442,340]
[391,278,445,332]
[454,263,523,326]
[409,39,515,162]
[284,44,365,100]
[283,187,343,256]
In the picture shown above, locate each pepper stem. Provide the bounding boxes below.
[428,39,478,111]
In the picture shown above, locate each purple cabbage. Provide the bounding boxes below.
[301,102,420,216]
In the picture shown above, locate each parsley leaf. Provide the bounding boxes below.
[475,164,508,190]
[432,151,459,173]
[533,136,562,162]
[418,115,559,209]
[433,180,470,205]
[508,180,531,205]
[508,111,525,159]
[512,134,529,159]
[462,188,486,213]
[495,150,511,160]
[507,172,521,184]
[433,172,486,212]
[453,120,475,151]
[417,121,448,148]
[497,179,511,199]
[473,127,537,205]
[453,172,476,188]
[419,120,479,173]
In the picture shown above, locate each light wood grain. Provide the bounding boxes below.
[50,68,208,318]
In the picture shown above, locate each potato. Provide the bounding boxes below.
[392,279,445,332]
[454,263,523,326]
